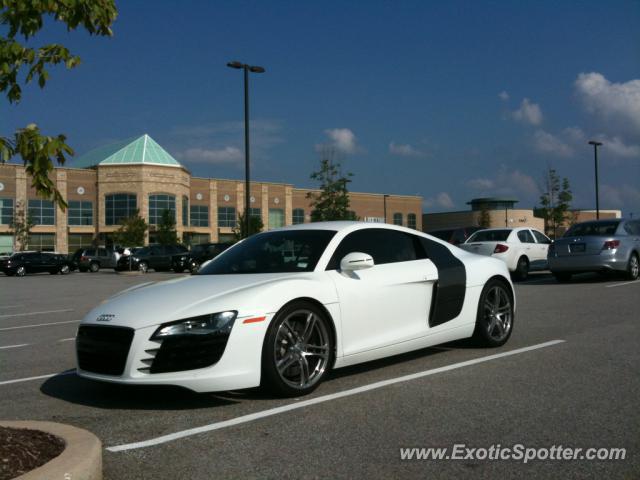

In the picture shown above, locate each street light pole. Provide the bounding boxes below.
[588,140,603,220]
[383,194,390,223]
[227,61,265,238]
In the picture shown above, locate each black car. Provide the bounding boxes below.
[427,226,482,245]
[1,251,73,276]
[116,244,188,273]
[171,242,233,273]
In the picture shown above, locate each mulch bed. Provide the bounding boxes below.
[0,427,65,480]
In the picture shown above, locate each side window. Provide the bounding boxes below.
[532,230,551,244]
[327,229,422,270]
[517,230,535,243]
[150,246,162,256]
[98,248,107,256]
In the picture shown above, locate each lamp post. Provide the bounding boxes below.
[227,61,265,238]
[383,194,390,223]
[588,140,603,220]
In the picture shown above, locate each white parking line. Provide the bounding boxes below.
[0,344,29,350]
[107,339,565,453]
[0,320,80,331]
[0,305,22,310]
[58,338,75,342]
[606,280,640,288]
[0,370,76,386]
[0,308,74,319]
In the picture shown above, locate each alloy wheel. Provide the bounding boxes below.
[483,285,513,342]
[138,262,148,273]
[273,310,331,390]
[630,255,639,280]
[16,266,26,277]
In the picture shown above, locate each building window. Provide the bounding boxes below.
[28,199,55,225]
[407,213,417,229]
[0,198,13,225]
[292,208,305,225]
[105,194,137,225]
[269,208,284,229]
[190,205,209,227]
[28,233,55,251]
[183,232,210,247]
[68,200,93,226]
[149,194,176,225]
[393,212,403,226]
[218,207,236,228]
[68,233,94,252]
[182,196,189,227]
[249,207,261,220]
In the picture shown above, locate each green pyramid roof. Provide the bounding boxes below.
[72,134,182,168]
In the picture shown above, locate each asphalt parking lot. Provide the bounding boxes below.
[1,270,638,479]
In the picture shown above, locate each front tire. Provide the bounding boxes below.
[89,262,100,273]
[16,266,26,277]
[262,301,334,397]
[138,261,149,274]
[626,253,639,281]
[472,279,514,347]
[60,265,70,275]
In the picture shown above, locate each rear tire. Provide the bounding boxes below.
[262,301,334,397]
[553,272,572,283]
[89,262,100,273]
[16,266,26,277]
[60,265,70,275]
[513,256,529,281]
[627,253,639,281]
[472,279,514,347]
[138,261,149,274]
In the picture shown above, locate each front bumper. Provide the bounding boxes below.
[548,252,627,273]
[76,314,271,392]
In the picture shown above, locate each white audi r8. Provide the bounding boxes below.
[76,222,515,396]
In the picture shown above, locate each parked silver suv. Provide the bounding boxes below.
[548,219,640,282]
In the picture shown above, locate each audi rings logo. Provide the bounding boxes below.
[96,314,115,322]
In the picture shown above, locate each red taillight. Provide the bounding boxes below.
[80,255,88,261]
[494,244,509,253]
[602,240,620,250]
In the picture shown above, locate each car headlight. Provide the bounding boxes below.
[151,311,237,338]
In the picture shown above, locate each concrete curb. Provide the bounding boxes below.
[1,421,102,480]
[115,270,143,275]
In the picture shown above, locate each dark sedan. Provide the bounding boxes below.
[171,242,233,273]
[116,244,188,273]
[1,252,73,276]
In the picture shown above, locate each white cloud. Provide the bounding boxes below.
[389,141,423,157]
[512,98,543,126]
[466,178,494,190]
[575,72,640,133]
[599,136,640,158]
[533,130,574,157]
[600,184,640,210]
[322,128,359,154]
[498,91,510,101]
[424,192,455,210]
[180,146,243,164]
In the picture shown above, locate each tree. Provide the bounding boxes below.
[307,147,358,222]
[478,205,491,228]
[0,0,118,209]
[233,210,264,240]
[155,209,179,245]
[9,204,33,251]
[113,210,148,247]
[537,168,573,239]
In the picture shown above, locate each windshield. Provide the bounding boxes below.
[467,229,511,242]
[564,221,620,237]
[198,230,336,274]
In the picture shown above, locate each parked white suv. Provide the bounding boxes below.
[459,227,552,280]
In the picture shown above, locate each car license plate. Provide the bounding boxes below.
[570,243,585,253]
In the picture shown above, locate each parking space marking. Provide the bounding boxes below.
[0,305,22,310]
[107,339,565,453]
[58,338,75,342]
[0,308,74,319]
[0,370,76,386]
[0,319,80,331]
[605,280,640,288]
[0,344,29,350]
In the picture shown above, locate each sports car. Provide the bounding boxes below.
[76,222,515,396]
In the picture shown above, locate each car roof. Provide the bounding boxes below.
[270,220,421,236]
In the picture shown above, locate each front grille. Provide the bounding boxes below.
[148,333,230,374]
[77,325,134,375]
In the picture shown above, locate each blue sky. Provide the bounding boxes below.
[5,0,640,214]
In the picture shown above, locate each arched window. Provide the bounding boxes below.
[105,194,137,225]
[149,194,176,225]
[407,213,417,229]
[393,212,403,226]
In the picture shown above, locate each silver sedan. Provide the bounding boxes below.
[548,219,640,282]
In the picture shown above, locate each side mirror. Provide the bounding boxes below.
[340,252,374,271]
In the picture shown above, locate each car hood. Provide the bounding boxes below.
[82,273,301,329]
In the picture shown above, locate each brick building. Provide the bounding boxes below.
[0,134,422,253]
